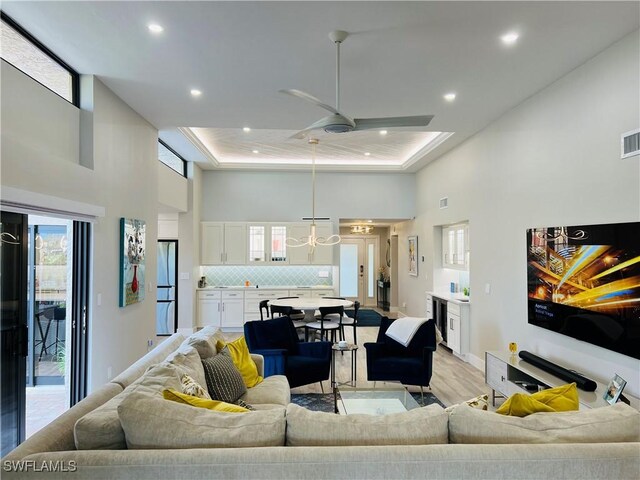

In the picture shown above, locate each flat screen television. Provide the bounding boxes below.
[527,221,640,360]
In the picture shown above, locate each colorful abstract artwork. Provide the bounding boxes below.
[120,218,146,307]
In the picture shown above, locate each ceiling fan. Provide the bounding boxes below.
[280,30,434,140]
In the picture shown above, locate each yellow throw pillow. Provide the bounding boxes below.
[497,383,579,417]
[216,337,263,388]
[163,389,249,413]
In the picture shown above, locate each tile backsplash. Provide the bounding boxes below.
[201,265,333,287]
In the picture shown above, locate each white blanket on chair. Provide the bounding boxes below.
[385,317,430,347]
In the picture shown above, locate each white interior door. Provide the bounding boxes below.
[339,237,378,307]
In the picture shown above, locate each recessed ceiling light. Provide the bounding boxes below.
[443,92,456,102]
[367,220,373,223]
[501,32,519,45]
[148,23,164,34]
[252,149,259,154]
[243,127,251,132]
[364,152,371,156]
[190,89,202,97]
[379,130,388,136]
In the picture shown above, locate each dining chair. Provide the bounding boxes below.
[274,297,307,340]
[269,304,293,318]
[305,306,342,343]
[276,297,306,321]
[340,300,360,345]
[259,299,269,320]
[314,296,345,320]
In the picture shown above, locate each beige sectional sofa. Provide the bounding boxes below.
[3,328,639,480]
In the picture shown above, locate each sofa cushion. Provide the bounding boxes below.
[164,345,208,390]
[202,348,247,403]
[181,325,219,359]
[111,333,185,388]
[163,389,249,413]
[118,390,286,449]
[448,402,640,444]
[496,383,579,417]
[216,336,263,388]
[74,363,181,450]
[285,403,448,446]
[240,375,290,406]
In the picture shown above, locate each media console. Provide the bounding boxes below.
[484,351,637,410]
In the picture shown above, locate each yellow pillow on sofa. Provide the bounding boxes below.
[163,389,249,413]
[216,337,263,388]
[497,383,579,417]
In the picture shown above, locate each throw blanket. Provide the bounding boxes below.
[385,317,430,347]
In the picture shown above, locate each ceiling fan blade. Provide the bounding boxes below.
[353,115,434,130]
[279,89,342,116]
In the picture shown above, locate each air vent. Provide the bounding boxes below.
[302,217,331,221]
[439,197,448,209]
[621,129,640,159]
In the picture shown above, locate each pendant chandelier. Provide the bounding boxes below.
[286,138,341,252]
[350,225,373,234]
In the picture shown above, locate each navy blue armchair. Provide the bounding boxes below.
[243,317,332,389]
[364,317,436,391]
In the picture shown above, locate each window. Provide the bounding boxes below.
[0,13,78,105]
[158,140,187,177]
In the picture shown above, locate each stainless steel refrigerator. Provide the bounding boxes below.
[156,240,177,335]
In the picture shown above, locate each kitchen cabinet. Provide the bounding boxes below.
[442,223,469,270]
[197,290,222,327]
[287,223,334,265]
[197,290,245,330]
[243,289,281,323]
[247,224,289,264]
[426,291,470,358]
[221,291,244,329]
[201,222,247,265]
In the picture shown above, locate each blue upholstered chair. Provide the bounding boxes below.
[243,317,332,389]
[364,316,437,398]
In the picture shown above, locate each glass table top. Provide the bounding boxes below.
[338,384,421,415]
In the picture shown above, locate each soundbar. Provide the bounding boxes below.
[518,351,597,392]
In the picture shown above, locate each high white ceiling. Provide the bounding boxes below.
[4,1,638,172]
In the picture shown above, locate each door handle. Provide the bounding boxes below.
[13,324,28,357]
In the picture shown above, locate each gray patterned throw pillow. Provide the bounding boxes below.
[201,347,247,403]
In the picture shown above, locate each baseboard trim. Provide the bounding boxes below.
[467,352,485,372]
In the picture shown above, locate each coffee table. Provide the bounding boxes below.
[336,384,421,415]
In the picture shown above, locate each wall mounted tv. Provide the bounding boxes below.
[527,221,640,360]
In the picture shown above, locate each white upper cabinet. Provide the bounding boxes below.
[248,224,289,264]
[201,222,247,265]
[287,222,334,265]
[201,221,334,266]
[442,223,469,270]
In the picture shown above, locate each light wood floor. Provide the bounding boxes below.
[289,325,491,407]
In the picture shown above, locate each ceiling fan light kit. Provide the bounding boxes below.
[280,30,435,139]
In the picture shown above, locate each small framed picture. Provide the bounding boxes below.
[603,374,627,405]
[408,236,418,277]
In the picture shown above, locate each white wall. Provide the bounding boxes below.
[395,31,640,396]
[158,164,188,213]
[200,171,415,222]
[1,67,159,392]
[177,163,202,333]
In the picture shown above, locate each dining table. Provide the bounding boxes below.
[268,297,353,323]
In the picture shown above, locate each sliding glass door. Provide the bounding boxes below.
[1,212,28,456]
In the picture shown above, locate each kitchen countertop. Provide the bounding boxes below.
[426,291,471,305]
[197,285,334,291]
